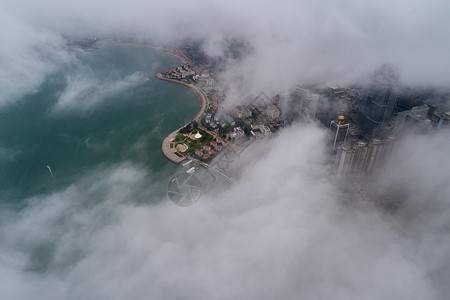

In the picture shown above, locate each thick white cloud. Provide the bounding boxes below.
[0,126,448,299]
[2,0,450,107]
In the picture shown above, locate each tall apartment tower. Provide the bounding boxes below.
[365,138,385,173]
[334,137,398,176]
[290,87,319,120]
[335,145,354,176]
[329,116,349,150]
[351,141,370,174]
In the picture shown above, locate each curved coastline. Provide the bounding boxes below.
[156,73,206,121]
[98,42,191,64]
[157,73,207,164]
[99,41,206,164]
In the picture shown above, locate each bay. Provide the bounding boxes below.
[0,46,199,203]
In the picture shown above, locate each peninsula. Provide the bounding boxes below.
[157,73,208,163]
[101,41,277,165]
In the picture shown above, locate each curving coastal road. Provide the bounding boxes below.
[99,41,207,164]
[157,73,208,163]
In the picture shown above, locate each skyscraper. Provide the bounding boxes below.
[394,105,431,137]
[334,137,397,176]
[335,145,354,176]
[329,116,349,150]
[351,141,369,175]
[289,87,319,121]
[356,85,396,139]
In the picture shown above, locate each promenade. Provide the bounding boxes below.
[157,73,208,164]
[161,130,186,164]
[99,41,207,164]
[156,73,206,121]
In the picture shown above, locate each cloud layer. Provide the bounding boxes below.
[2,0,450,106]
[1,126,449,299]
[0,1,449,299]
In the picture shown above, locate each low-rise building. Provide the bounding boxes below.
[195,150,203,157]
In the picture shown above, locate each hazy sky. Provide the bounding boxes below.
[0,1,450,299]
[2,0,450,103]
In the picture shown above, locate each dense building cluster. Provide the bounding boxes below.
[161,64,195,80]
[334,136,398,176]
[325,82,450,176]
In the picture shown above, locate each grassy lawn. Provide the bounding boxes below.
[173,128,216,155]
[174,133,185,142]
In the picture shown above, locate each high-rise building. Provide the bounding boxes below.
[365,138,384,173]
[334,137,397,176]
[382,136,398,162]
[351,141,370,175]
[289,87,319,120]
[394,105,431,137]
[335,145,354,176]
[329,116,349,150]
[357,85,397,139]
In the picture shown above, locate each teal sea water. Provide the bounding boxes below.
[0,46,199,203]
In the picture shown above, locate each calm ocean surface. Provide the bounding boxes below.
[0,46,198,203]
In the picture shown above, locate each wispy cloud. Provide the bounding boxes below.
[52,70,146,113]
